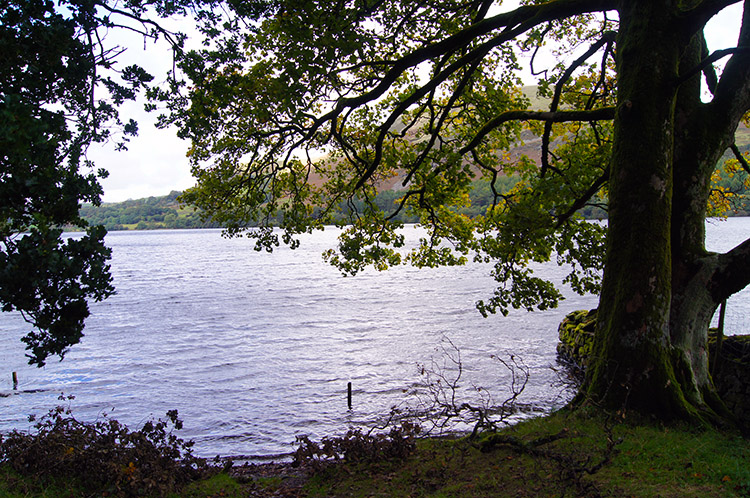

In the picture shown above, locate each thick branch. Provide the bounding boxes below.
[473,0,496,22]
[710,1,750,127]
[680,0,744,34]
[460,107,615,154]
[677,47,750,88]
[711,237,750,302]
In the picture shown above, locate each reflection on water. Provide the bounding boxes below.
[0,220,748,458]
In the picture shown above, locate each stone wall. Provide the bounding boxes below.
[558,309,750,427]
[709,333,750,428]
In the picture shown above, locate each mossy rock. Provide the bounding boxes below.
[556,308,597,369]
[559,310,750,427]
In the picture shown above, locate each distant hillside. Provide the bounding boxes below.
[80,172,609,232]
[80,191,221,231]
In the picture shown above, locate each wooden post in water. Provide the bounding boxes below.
[347,382,352,410]
[12,372,18,390]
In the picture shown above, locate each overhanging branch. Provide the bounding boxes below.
[712,237,750,302]
[680,0,744,33]
[540,31,616,176]
[294,0,619,190]
[460,107,615,154]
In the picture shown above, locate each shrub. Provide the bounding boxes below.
[293,420,421,469]
[0,396,214,497]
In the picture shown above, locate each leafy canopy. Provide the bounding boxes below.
[0,0,217,365]
[162,0,750,322]
[160,0,623,315]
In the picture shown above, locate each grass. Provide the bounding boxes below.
[301,408,750,497]
[2,408,749,497]
[0,466,82,497]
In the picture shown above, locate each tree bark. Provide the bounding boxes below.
[582,0,750,423]
[581,1,700,418]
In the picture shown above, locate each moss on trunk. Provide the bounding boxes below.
[579,2,714,421]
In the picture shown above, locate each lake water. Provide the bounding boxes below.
[1,219,749,459]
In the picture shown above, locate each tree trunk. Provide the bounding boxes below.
[581,1,750,423]
[668,31,733,418]
[581,1,705,418]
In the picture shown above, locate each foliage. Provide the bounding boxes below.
[709,151,750,217]
[293,421,421,469]
[0,0,119,365]
[1,0,139,364]
[2,410,749,497]
[0,397,213,497]
[0,0,233,364]
[0,226,113,365]
[160,0,618,315]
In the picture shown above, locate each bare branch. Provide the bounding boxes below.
[529,24,554,78]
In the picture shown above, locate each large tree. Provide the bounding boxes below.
[161,0,750,423]
[0,0,210,366]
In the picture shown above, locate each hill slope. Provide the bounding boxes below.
[80,191,220,231]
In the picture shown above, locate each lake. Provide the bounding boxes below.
[1,219,749,459]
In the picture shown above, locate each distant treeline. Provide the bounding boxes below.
[82,168,748,231]
[79,191,222,231]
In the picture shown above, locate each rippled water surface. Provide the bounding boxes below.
[1,220,749,458]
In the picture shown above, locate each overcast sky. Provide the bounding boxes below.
[91,2,745,203]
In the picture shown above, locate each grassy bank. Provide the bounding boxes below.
[297,409,750,497]
[2,407,747,497]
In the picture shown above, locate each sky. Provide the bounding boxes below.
[92,2,745,203]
